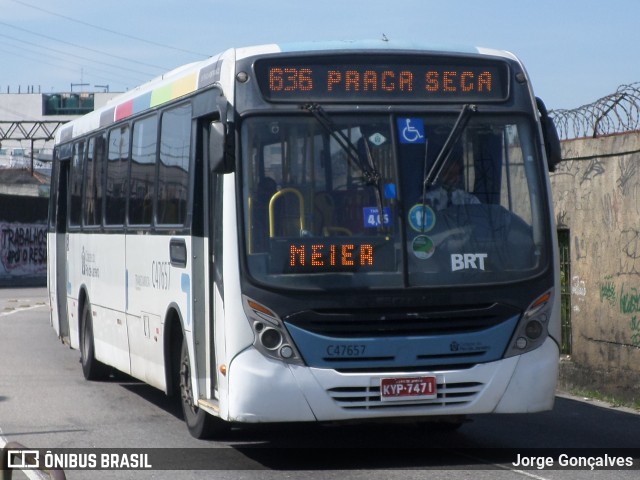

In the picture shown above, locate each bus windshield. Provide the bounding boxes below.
[241,113,548,290]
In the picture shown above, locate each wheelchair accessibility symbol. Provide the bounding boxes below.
[397,117,425,144]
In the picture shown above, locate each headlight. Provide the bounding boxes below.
[242,295,304,365]
[504,289,554,358]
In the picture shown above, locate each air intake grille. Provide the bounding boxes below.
[327,381,483,410]
[285,303,520,338]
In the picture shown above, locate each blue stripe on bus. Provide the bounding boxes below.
[181,273,191,327]
[285,315,519,369]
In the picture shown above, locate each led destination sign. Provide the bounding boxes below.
[290,243,374,268]
[269,238,395,274]
[255,55,509,103]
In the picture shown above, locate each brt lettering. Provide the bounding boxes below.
[451,253,488,271]
[290,243,374,268]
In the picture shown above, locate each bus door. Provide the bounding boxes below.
[49,152,70,341]
[200,114,228,403]
[207,170,224,401]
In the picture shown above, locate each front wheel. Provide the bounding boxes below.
[179,338,227,439]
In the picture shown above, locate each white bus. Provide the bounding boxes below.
[47,40,563,438]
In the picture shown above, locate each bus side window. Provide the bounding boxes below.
[83,137,103,227]
[129,115,158,226]
[158,104,192,226]
[93,134,106,225]
[105,125,130,226]
[69,141,85,227]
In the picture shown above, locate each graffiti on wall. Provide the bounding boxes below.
[580,158,605,185]
[599,276,640,348]
[571,275,587,312]
[617,156,637,195]
[620,228,640,276]
[0,222,47,276]
[631,317,640,347]
[600,275,616,307]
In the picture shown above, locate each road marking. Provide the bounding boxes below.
[490,464,550,480]
[455,451,551,480]
[0,427,50,480]
[0,304,47,317]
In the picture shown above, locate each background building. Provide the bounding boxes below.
[1,89,118,175]
[0,88,120,284]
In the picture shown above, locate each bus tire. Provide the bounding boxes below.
[80,301,109,381]
[179,337,227,439]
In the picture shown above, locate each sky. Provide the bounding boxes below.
[0,0,638,111]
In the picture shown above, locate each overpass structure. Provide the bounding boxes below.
[0,120,66,142]
[0,91,120,173]
[0,92,119,285]
[0,120,66,173]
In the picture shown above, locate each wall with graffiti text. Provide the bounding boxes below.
[551,131,640,398]
[0,193,48,284]
[0,222,47,276]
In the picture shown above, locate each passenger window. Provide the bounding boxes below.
[69,141,84,227]
[105,125,130,225]
[83,136,106,226]
[158,104,191,225]
[129,115,158,226]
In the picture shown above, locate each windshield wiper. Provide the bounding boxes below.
[303,103,388,231]
[303,104,382,186]
[422,104,477,191]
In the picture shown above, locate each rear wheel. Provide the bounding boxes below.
[80,301,109,380]
[179,337,227,439]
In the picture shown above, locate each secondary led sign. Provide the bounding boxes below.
[289,243,374,268]
[268,238,395,273]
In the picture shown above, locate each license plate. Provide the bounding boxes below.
[380,376,438,402]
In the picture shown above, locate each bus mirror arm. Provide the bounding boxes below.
[209,120,235,174]
[536,97,562,172]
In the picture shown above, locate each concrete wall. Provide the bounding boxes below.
[551,132,640,401]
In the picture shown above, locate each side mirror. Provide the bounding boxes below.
[536,97,562,172]
[209,121,234,173]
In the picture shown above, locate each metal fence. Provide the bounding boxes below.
[550,82,640,140]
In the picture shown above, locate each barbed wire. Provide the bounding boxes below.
[549,82,640,140]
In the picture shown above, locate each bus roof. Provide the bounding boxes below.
[56,40,519,143]
[237,40,515,60]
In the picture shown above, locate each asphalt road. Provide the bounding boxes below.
[1,287,640,479]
